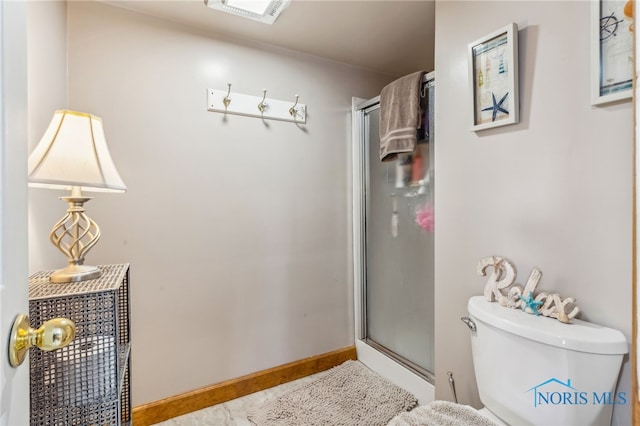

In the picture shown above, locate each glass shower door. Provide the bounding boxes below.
[356,78,434,381]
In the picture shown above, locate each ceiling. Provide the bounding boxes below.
[102,0,435,78]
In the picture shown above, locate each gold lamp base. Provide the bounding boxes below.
[50,264,102,283]
[48,186,103,284]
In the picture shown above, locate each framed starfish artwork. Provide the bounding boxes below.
[590,0,633,106]
[468,23,519,131]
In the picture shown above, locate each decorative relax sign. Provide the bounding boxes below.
[478,256,580,323]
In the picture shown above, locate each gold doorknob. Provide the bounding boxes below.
[9,314,76,367]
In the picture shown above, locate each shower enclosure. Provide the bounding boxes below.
[352,73,435,402]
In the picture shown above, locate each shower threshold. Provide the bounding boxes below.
[364,338,434,385]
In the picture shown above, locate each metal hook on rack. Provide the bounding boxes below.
[223,83,232,109]
[289,94,300,118]
[257,89,268,113]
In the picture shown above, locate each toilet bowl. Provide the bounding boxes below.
[477,407,507,425]
[464,296,627,426]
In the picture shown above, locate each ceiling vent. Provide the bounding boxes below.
[204,0,291,24]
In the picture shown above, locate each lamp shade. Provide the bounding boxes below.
[28,110,126,193]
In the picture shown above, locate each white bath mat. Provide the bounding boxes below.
[247,360,418,426]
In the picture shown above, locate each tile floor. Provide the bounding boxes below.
[153,371,328,425]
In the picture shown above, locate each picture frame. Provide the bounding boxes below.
[469,23,519,132]
[590,0,633,106]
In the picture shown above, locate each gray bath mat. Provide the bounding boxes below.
[387,401,500,426]
[248,360,418,426]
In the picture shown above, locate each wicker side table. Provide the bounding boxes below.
[28,264,131,426]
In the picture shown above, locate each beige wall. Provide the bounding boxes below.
[434,2,632,425]
[25,1,391,405]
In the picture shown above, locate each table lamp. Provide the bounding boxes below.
[28,110,127,283]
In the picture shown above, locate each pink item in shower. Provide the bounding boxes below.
[415,203,434,232]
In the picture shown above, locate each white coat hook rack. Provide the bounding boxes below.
[207,86,306,123]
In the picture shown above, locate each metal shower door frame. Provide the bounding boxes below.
[351,95,434,404]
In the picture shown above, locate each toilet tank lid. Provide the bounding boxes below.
[467,296,628,355]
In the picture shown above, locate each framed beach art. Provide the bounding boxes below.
[469,23,519,132]
[591,0,633,105]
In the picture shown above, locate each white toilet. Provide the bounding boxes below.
[463,296,628,426]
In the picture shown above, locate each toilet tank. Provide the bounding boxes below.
[467,296,627,426]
